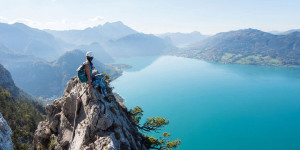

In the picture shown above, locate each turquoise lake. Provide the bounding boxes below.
[112,56,300,150]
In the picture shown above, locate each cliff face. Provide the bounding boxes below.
[0,64,19,97]
[34,77,146,150]
[0,113,13,150]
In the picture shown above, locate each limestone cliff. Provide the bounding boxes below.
[34,77,146,150]
[0,113,13,150]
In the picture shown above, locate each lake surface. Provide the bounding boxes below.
[112,56,300,150]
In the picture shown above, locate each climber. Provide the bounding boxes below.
[85,51,94,91]
[77,51,108,96]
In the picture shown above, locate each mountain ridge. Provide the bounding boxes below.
[76,42,114,63]
[45,21,138,45]
[0,22,72,60]
[2,49,122,100]
[158,31,209,48]
[177,28,300,67]
[105,33,177,58]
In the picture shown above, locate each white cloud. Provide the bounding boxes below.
[89,16,104,22]
[0,16,8,23]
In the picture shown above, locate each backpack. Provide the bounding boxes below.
[93,73,107,96]
[77,63,88,82]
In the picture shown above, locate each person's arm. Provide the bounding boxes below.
[85,64,92,90]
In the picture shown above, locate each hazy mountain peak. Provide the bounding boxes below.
[46,21,137,45]
[12,22,28,27]
[89,21,132,31]
[52,49,85,65]
[281,29,300,35]
[239,28,263,32]
[103,21,124,27]
[0,22,70,60]
[215,28,272,38]
[190,31,202,34]
[158,31,209,48]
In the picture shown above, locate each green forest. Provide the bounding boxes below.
[0,87,46,149]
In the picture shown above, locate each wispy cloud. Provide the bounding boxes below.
[0,16,8,23]
[89,16,104,22]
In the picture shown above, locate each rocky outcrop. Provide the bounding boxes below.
[0,113,13,150]
[0,64,19,97]
[34,77,146,150]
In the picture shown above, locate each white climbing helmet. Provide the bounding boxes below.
[86,51,94,58]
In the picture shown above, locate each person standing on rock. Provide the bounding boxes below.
[85,51,94,90]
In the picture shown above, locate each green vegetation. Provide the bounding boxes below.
[234,55,282,66]
[130,106,181,150]
[179,50,285,67]
[49,139,55,150]
[101,72,114,84]
[220,53,243,63]
[0,87,46,150]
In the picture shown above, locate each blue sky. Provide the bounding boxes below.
[0,0,299,34]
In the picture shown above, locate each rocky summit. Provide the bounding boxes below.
[34,77,146,150]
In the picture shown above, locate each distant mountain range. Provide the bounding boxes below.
[45,21,138,45]
[1,49,122,99]
[46,22,177,58]
[0,21,177,99]
[76,42,114,63]
[158,31,209,48]
[104,33,177,58]
[269,29,300,35]
[280,29,300,35]
[1,21,300,99]
[177,28,300,67]
[0,23,72,60]
[0,21,175,62]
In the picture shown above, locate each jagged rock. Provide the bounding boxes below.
[0,64,19,97]
[113,93,125,103]
[0,113,13,150]
[34,77,146,150]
